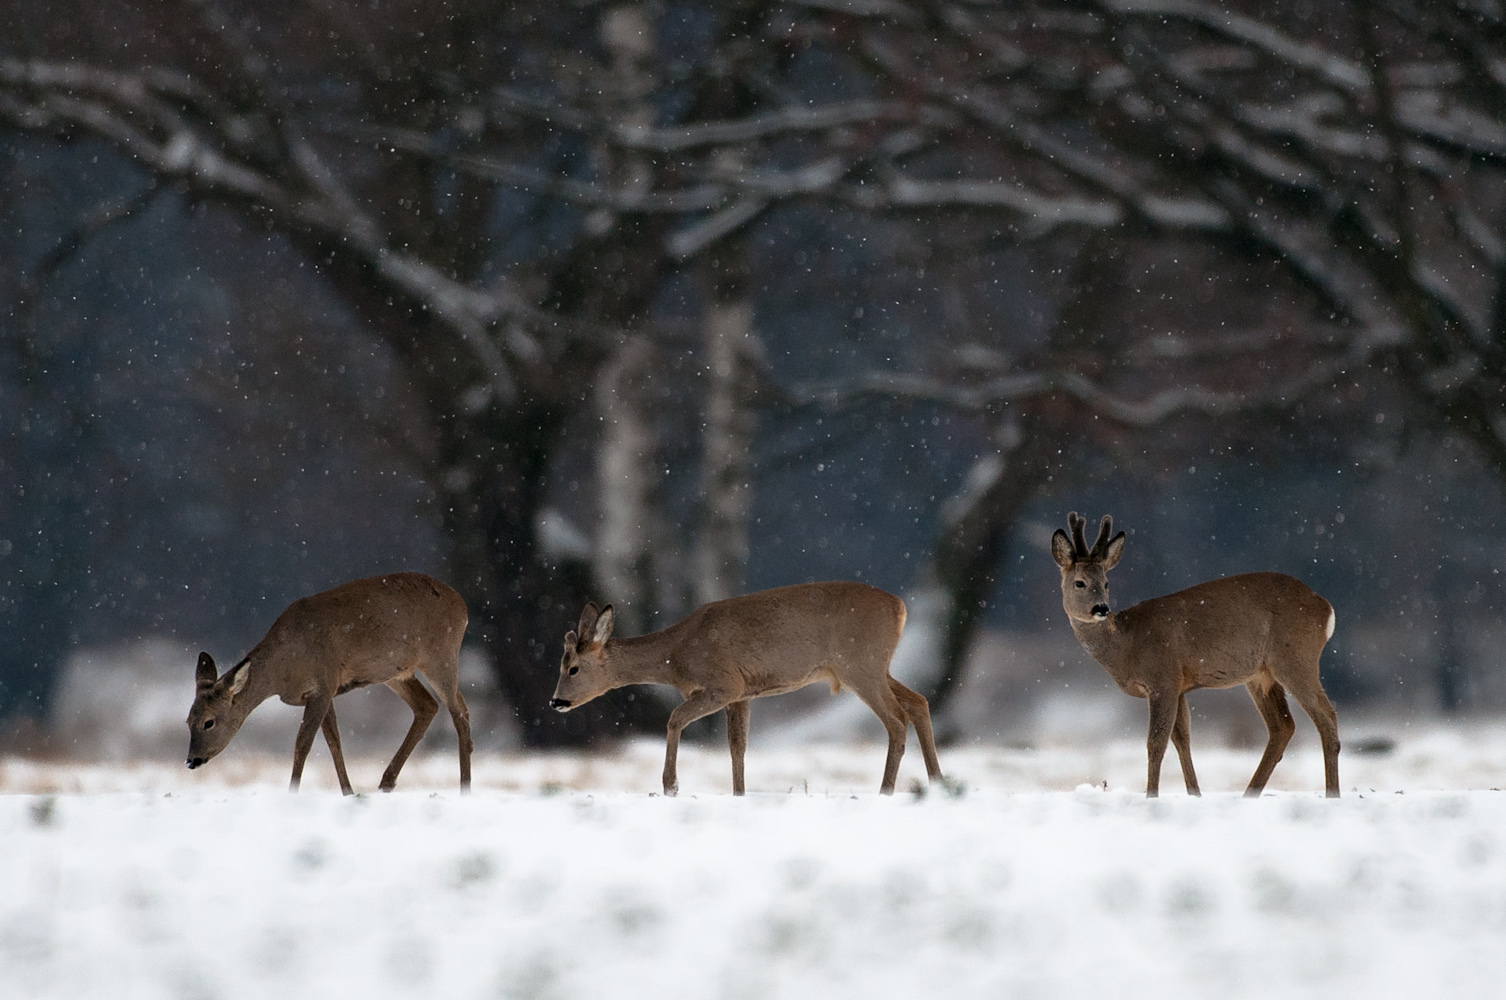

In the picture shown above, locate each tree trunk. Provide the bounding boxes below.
[593,335,670,635]
[694,241,760,606]
[917,418,1056,714]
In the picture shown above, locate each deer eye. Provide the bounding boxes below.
[569,665,580,676]
[203,719,215,730]
[1075,580,1086,588]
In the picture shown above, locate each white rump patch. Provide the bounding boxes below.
[1325,608,1336,641]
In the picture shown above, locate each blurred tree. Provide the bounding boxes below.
[0,0,680,742]
[5,0,1501,732]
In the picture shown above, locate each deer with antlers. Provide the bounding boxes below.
[1051,513,1341,798]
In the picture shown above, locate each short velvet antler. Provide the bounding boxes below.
[1090,514,1114,558]
[1068,511,1090,558]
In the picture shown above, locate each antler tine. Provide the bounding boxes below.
[1091,515,1114,557]
[1068,511,1089,557]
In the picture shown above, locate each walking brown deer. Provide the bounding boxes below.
[549,582,944,796]
[186,572,473,794]
[1051,513,1341,798]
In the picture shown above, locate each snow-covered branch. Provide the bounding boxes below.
[782,338,1379,428]
[0,58,549,392]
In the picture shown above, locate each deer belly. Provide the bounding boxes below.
[744,666,840,698]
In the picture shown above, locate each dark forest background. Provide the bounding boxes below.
[3,0,1506,750]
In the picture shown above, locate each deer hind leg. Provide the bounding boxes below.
[320,703,355,796]
[1144,692,1179,799]
[851,678,910,795]
[290,693,333,793]
[726,700,750,796]
[1244,675,1296,798]
[889,678,943,782]
[420,656,473,792]
[663,690,732,797]
[1171,693,1200,797]
[1282,673,1341,798]
[380,675,439,792]
[446,690,473,793]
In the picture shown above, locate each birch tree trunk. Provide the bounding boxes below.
[695,239,760,606]
[594,335,667,635]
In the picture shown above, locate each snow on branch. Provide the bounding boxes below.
[0,58,551,393]
[611,100,921,152]
[779,341,1376,428]
[1100,0,1371,92]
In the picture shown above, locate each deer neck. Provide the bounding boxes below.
[1068,614,1141,685]
[225,657,279,723]
[604,631,678,687]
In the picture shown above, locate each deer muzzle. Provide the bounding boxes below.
[1091,604,1110,620]
[549,698,571,712]
[186,756,206,769]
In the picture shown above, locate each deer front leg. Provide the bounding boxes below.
[320,703,355,796]
[1144,691,1179,799]
[290,694,333,792]
[662,691,730,797]
[726,700,750,796]
[1171,693,1200,797]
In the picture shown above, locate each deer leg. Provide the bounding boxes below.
[447,692,473,793]
[663,691,731,797]
[890,678,943,782]
[1244,678,1296,798]
[380,676,439,792]
[1285,681,1342,798]
[1171,693,1200,797]
[726,700,750,796]
[852,680,910,795]
[290,694,333,793]
[319,703,355,796]
[419,654,473,792]
[1144,692,1178,799]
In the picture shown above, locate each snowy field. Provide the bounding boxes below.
[5,728,1506,1000]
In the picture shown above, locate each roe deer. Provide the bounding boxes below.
[186,572,473,794]
[549,582,944,796]
[1051,513,1340,798]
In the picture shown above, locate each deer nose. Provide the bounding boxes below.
[186,757,205,769]
[549,698,571,712]
[1091,604,1110,619]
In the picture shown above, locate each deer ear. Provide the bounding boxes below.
[576,602,601,637]
[221,661,251,701]
[564,629,578,651]
[592,605,615,646]
[196,652,218,689]
[1051,529,1076,569]
[1101,531,1126,570]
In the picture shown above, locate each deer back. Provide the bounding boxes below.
[557,581,907,707]
[1106,572,1334,691]
[250,573,468,696]
[669,581,906,691]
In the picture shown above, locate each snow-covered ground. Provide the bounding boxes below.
[5,729,1506,1000]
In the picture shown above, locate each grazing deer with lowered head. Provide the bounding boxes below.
[186,573,473,794]
[549,582,943,796]
[1051,513,1341,798]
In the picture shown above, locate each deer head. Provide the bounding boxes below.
[549,602,616,712]
[1051,512,1126,624]
[185,652,254,768]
